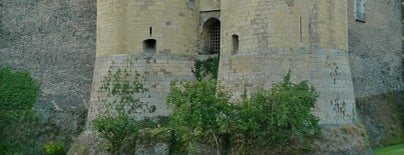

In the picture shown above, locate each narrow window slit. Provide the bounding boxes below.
[232,35,239,55]
[300,16,302,42]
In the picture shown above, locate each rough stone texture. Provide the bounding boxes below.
[348,0,403,97]
[356,92,404,147]
[0,0,96,147]
[199,0,220,11]
[348,0,404,147]
[313,125,373,155]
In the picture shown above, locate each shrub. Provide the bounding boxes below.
[166,79,232,154]
[0,67,40,110]
[93,113,168,154]
[0,144,17,155]
[0,66,41,154]
[94,58,321,154]
[43,141,65,155]
[192,56,219,80]
[93,113,141,153]
[231,72,321,153]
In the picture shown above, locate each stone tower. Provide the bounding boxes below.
[87,0,201,123]
[218,0,356,124]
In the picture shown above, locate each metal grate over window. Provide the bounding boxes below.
[210,21,220,54]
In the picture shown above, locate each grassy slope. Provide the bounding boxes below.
[374,143,404,155]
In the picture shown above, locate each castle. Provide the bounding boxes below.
[88,0,402,127]
[0,0,402,154]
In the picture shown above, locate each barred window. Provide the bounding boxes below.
[201,18,221,55]
[210,21,220,54]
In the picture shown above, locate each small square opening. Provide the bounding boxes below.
[143,39,156,53]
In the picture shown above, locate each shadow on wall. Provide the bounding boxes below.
[356,91,404,147]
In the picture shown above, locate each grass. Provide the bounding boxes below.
[374,143,404,155]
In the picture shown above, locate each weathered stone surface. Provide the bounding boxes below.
[86,54,198,125]
[0,0,96,147]
[356,92,404,147]
[348,0,404,148]
[313,125,373,155]
[348,0,403,97]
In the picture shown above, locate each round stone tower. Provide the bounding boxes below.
[87,0,200,123]
[218,0,355,124]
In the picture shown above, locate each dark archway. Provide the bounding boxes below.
[201,18,221,55]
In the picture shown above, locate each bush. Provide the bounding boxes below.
[93,59,321,154]
[0,66,41,154]
[0,144,17,155]
[0,67,40,110]
[166,79,232,154]
[43,141,65,155]
[231,72,321,153]
[93,113,141,153]
[165,72,321,154]
[192,56,219,80]
[93,113,168,154]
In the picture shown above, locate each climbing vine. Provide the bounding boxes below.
[98,59,147,113]
[192,56,219,80]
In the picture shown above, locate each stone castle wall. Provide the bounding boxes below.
[348,0,403,97]
[348,0,404,147]
[0,0,403,153]
[0,0,96,143]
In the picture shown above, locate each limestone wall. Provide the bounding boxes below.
[218,0,355,124]
[86,54,197,123]
[97,0,199,56]
[199,0,220,11]
[88,0,202,124]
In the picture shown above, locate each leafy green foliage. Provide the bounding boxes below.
[0,66,42,154]
[166,79,231,154]
[43,141,65,155]
[166,72,320,154]
[192,56,219,80]
[93,113,141,153]
[0,67,40,110]
[0,143,21,155]
[231,72,321,153]
[93,58,321,154]
[92,113,169,154]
